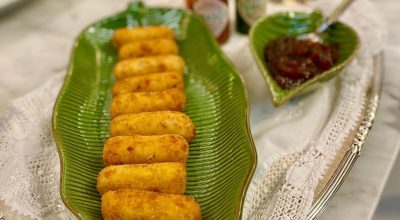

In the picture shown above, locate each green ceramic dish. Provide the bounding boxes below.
[52,3,256,220]
[250,11,360,106]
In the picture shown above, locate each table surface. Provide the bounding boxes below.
[0,0,398,219]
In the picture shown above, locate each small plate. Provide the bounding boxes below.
[249,12,360,106]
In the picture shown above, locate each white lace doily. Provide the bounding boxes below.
[242,0,384,219]
[0,74,74,220]
[243,60,373,219]
[0,0,384,219]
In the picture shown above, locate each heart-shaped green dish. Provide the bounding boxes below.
[250,11,360,106]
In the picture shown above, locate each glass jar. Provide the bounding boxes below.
[186,0,230,44]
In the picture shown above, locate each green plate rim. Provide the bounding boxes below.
[52,6,257,220]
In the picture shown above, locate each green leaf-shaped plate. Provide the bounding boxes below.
[250,12,360,106]
[52,3,256,220]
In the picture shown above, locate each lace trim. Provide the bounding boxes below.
[243,0,383,218]
[0,74,74,219]
[245,61,372,219]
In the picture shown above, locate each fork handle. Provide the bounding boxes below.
[316,0,356,33]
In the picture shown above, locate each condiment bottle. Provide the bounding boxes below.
[236,0,267,34]
[186,0,230,44]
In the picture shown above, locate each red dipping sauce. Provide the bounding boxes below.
[264,37,339,89]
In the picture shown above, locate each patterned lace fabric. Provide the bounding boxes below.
[0,0,384,219]
[243,0,384,219]
[0,74,74,219]
[243,60,373,219]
